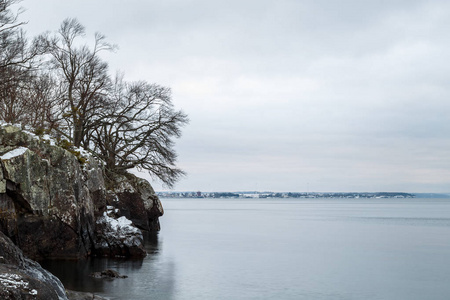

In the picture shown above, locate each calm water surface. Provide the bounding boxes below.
[42,198,450,299]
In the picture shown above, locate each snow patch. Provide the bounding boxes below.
[113,194,119,202]
[21,129,37,138]
[115,180,136,193]
[105,206,121,218]
[101,212,140,235]
[0,273,28,289]
[96,213,143,250]
[0,273,37,296]
[0,121,22,128]
[74,146,91,158]
[41,134,56,146]
[0,146,28,160]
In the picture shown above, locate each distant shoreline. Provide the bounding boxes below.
[157,191,450,199]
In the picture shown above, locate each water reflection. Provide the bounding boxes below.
[144,231,160,254]
[40,198,450,299]
[41,232,176,299]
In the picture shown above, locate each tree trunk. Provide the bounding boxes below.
[73,119,83,148]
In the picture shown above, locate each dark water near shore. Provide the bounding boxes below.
[42,198,450,300]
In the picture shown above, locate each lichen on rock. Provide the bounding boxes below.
[0,125,97,260]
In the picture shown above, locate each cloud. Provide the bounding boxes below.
[20,0,450,192]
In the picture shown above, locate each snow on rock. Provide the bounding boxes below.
[94,213,146,257]
[23,259,68,300]
[113,178,137,193]
[21,129,38,138]
[0,273,40,298]
[106,205,120,214]
[74,146,91,158]
[0,273,31,290]
[41,134,56,146]
[0,146,28,160]
[0,231,68,299]
[0,121,21,128]
[100,212,141,236]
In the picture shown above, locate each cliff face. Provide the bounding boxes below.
[0,124,163,260]
[0,125,97,260]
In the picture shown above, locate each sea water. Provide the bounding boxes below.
[42,198,450,300]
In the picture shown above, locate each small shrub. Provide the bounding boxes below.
[58,139,74,151]
[77,156,87,164]
[34,127,45,136]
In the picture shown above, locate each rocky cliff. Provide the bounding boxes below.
[0,124,164,260]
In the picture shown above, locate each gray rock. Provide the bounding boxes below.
[93,210,146,258]
[0,231,68,300]
[109,173,164,231]
[0,125,98,260]
[0,124,162,260]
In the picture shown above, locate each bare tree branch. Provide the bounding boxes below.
[47,18,116,148]
[90,76,189,188]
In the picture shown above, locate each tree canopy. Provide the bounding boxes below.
[0,1,188,188]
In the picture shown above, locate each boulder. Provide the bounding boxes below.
[0,231,68,300]
[93,208,146,257]
[107,173,164,231]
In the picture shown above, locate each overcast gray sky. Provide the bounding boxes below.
[19,0,450,192]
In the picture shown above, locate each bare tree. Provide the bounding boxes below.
[1,9,189,187]
[0,67,60,130]
[48,18,115,148]
[0,65,29,123]
[91,75,189,187]
[0,0,46,71]
[1,0,26,69]
[0,0,49,126]
[20,72,61,130]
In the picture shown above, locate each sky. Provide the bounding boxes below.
[17,0,450,193]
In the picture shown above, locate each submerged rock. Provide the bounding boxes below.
[66,290,108,300]
[89,269,128,279]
